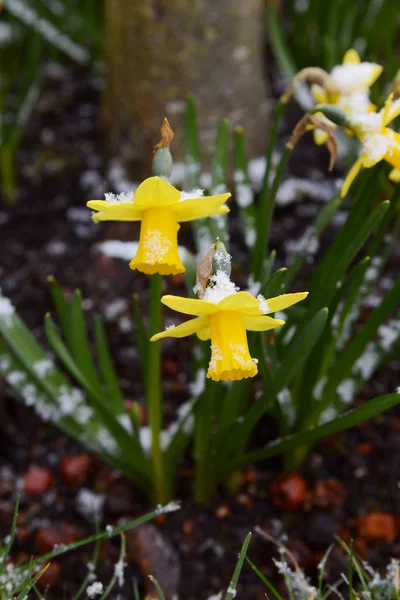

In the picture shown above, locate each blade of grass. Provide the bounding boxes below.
[224,532,252,600]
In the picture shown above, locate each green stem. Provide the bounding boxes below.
[193,380,219,503]
[252,143,292,279]
[147,274,167,503]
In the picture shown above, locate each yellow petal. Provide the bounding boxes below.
[387,98,400,124]
[133,176,180,209]
[161,295,217,316]
[367,64,383,87]
[343,49,360,64]
[388,167,400,183]
[341,158,363,197]
[311,84,328,104]
[382,93,394,129]
[173,194,231,222]
[264,292,308,314]
[150,316,209,342]
[87,201,143,222]
[384,131,400,170]
[244,316,285,331]
[196,326,211,341]
[217,291,260,312]
[314,128,329,146]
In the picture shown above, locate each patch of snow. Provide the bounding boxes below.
[203,271,239,304]
[76,489,105,521]
[180,188,204,201]
[337,379,356,404]
[0,290,15,326]
[33,359,54,378]
[86,581,103,597]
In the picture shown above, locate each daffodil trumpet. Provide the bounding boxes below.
[87,177,230,276]
[151,257,308,382]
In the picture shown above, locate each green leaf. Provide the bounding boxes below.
[44,313,145,467]
[47,276,71,345]
[69,290,103,398]
[322,279,400,405]
[252,145,292,278]
[234,392,400,468]
[31,504,175,565]
[132,293,148,377]
[305,200,390,317]
[211,118,230,193]
[0,496,19,574]
[44,313,99,399]
[207,118,230,244]
[215,308,329,467]
[233,126,256,250]
[246,558,285,600]
[184,93,201,190]
[94,315,125,412]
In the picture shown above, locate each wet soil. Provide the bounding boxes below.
[0,66,399,599]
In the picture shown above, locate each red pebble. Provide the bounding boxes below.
[35,527,77,554]
[356,442,373,456]
[356,512,398,543]
[23,467,54,497]
[59,454,92,485]
[270,473,308,511]
[36,561,61,590]
[311,478,345,508]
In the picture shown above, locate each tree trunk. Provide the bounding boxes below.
[103,0,269,177]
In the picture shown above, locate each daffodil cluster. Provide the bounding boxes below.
[303,49,400,194]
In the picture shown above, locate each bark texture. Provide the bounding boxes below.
[103,0,269,176]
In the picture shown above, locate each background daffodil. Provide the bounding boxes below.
[312,49,382,145]
[151,273,308,382]
[87,176,230,275]
[342,93,400,196]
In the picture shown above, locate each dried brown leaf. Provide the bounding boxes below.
[154,118,174,151]
[287,114,337,171]
[281,67,339,104]
[195,245,215,298]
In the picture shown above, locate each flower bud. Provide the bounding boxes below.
[152,118,174,179]
[212,240,232,277]
[152,146,173,179]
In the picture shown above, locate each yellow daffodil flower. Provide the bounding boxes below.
[341,93,400,196]
[151,273,308,382]
[312,49,382,145]
[87,177,230,275]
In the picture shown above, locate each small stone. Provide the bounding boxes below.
[270,473,307,511]
[215,505,230,518]
[311,478,345,509]
[35,526,77,554]
[24,467,54,498]
[356,512,398,543]
[303,512,337,549]
[104,481,134,517]
[36,561,61,590]
[356,442,373,456]
[59,454,93,485]
[126,523,180,600]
